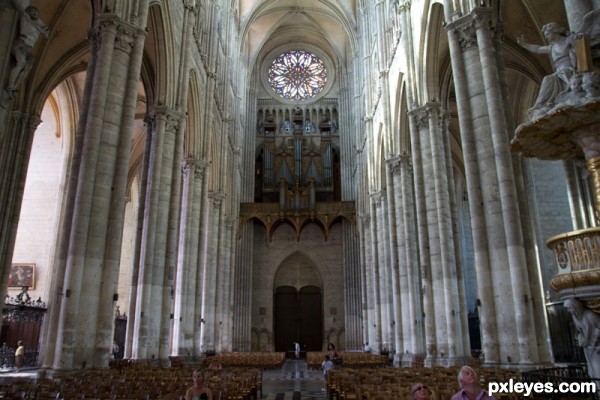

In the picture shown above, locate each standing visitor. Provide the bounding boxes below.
[14,341,24,372]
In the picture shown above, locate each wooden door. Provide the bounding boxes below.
[274,285,322,352]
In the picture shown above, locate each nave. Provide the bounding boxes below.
[262,359,326,400]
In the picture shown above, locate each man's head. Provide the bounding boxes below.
[411,382,428,400]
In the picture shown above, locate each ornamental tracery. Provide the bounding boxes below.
[267,50,327,101]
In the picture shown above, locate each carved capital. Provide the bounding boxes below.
[450,18,477,50]
[115,23,136,50]
[184,0,198,13]
[387,153,412,176]
[152,106,183,132]
[370,191,385,206]
[396,0,411,13]
[410,107,430,129]
[87,27,102,47]
[210,192,226,209]
[182,157,197,177]
[195,160,209,179]
[144,113,156,130]
[225,215,236,230]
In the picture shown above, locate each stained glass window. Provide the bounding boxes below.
[268,50,327,101]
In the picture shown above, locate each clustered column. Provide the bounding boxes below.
[445,6,552,366]
[172,158,208,355]
[41,4,149,370]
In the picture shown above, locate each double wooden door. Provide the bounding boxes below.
[274,285,322,352]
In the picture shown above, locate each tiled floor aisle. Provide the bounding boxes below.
[262,359,326,400]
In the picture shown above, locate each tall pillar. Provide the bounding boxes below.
[386,156,404,364]
[172,158,207,355]
[408,109,436,366]
[408,104,466,366]
[132,106,183,360]
[446,6,551,365]
[0,112,39,310]
[359,213,372,348]
[342,218,362,350]
[200,192,224,353]
[46,5,149,370]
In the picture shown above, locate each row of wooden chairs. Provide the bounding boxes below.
[326,366,524,400]
[306,352,389,369]
[0,365,261,400]
[203,352,285,369]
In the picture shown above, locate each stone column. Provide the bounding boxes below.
[399,153,425,364]
[408,109,436,365]
[376,191,394,352]
[342,218,363,350]
[172,158,207,355]
[216,215,236,352]
[47,6,149,370]
[359,213,372,348]
[446,7,550,365]
[386,156,404,364]
[369,194,383,352]
[409,103,465,366]
[200,192,224,353]
[0,112,39,310]
[132,106,183,360]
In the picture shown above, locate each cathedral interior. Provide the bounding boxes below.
[0,0,600,379]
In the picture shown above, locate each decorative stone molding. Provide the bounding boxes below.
[238,201,356,241]
[98,16,120,36]
[225,216,236,230]
[115,23,137,50]
[143,113,156,131]
[195,161,209,179]
[10,112,41,133]
[153,107,183,132]
[386,153,412,176]
[184,0,198,13]
[87,27,102,47]
[449,17,477,50]
[210,192,226,210]
[395,0,411,13]
[182,157,197,177]
[370,191,385,207]
[410,108,429,130]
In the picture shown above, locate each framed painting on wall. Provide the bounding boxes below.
[8,264,35,289]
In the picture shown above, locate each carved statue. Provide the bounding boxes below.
[5,1,49,99]
[517,23,577,113]
[555,73,587,105]
[583,72,600,97]
[564,298,600,378]
[517,9,600,117]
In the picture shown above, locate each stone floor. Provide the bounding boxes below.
[262,359,326,400]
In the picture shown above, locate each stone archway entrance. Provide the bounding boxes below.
[272,252,323,353]
[274,285,322,352]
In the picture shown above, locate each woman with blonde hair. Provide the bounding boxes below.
[185,369,213,400]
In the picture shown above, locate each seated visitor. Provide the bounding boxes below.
[185,369,213,400]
